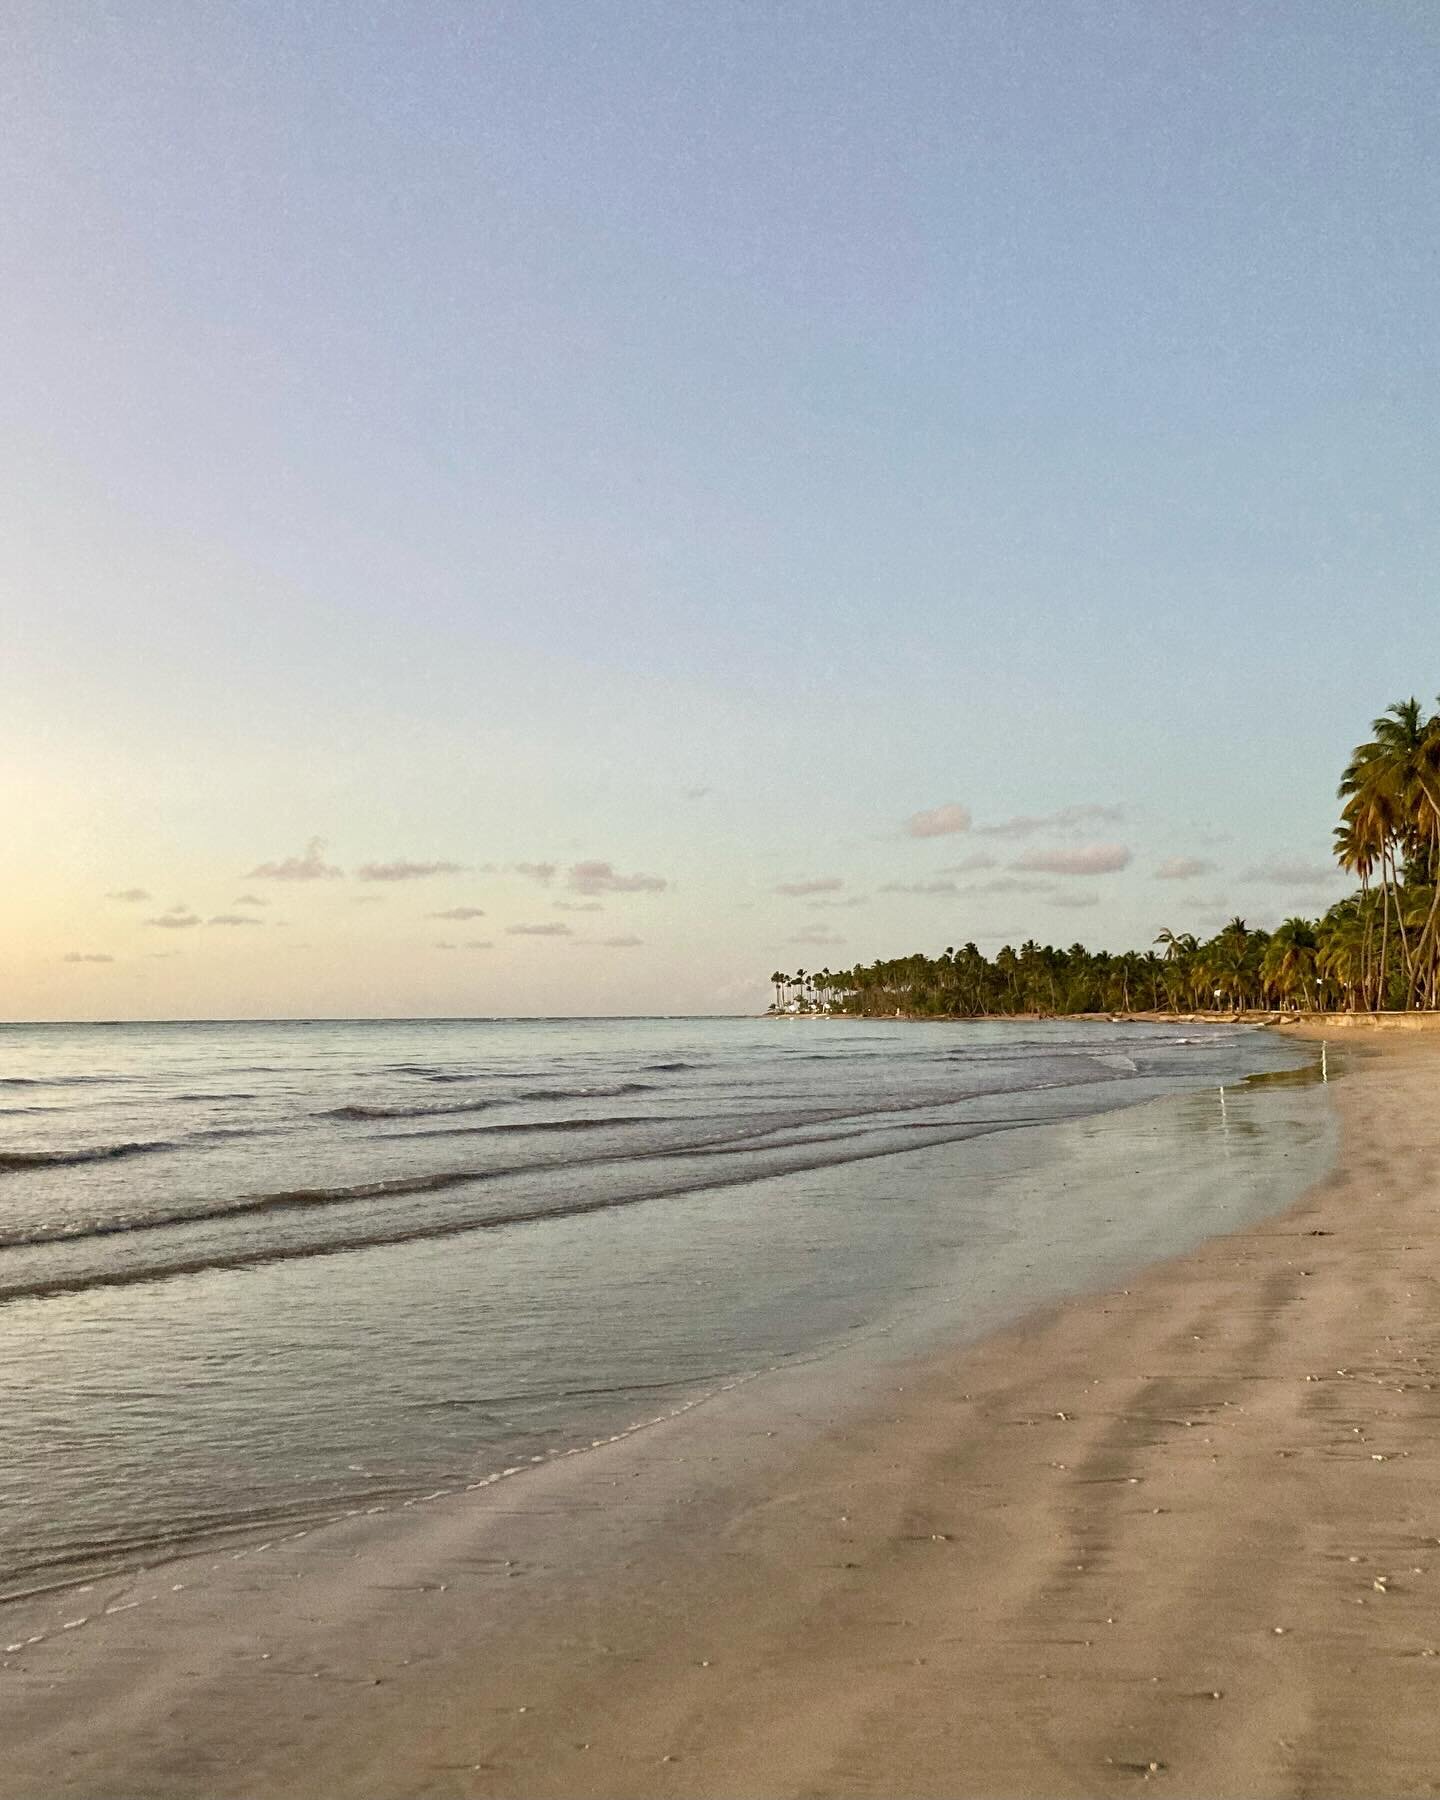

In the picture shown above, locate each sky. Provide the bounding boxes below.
[2,0,1437,1019]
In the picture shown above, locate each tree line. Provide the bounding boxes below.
[769,697,1440,1018]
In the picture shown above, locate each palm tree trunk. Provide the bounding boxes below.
[1386,848,1414,996]
[1360,873,1374,1009]
[1378,874,1392,1009]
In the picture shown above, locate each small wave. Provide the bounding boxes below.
[643,1060,696,1072]
[516,1082,655,1101]
[318,1100,491,1122]
[0,1118,1031,1304]
[173,1091,260,1102]
[387,1114,667,1140]
[0,1168,489,1250]
[380,1065,486,1081]
[0,1140,176,1172]
[0,1074,132,1089]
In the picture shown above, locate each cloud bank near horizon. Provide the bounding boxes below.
[568,861,668,895]
[1156,857,1217,880]
[775,877,843,897]
[1013,843,1132,876]
[902,802,972,839]
[975,803,1124,838]
[246,838,344,882]
[357,859,467,882]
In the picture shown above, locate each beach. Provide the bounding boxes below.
[4,1024,1438,1796]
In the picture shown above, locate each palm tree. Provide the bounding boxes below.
[1340,698,1440,1005]
[1317,904,1366,1011]
[1210,918,1251,1012]
[1262,918,1319,1011]
[1154,929,1198,1011]
[1332,819,1380,1007]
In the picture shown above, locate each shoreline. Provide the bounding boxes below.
[770,1008,1440,1031]
[0,1037,1326,1613]
[5,1028,1439,1794]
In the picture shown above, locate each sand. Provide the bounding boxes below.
[4,1028,1440,1797]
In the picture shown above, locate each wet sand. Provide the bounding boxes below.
[4,1029,1440,1797]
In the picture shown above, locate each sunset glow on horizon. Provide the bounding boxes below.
[5,2,1436,1019]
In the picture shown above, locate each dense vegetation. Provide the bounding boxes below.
[769,698,1440,1018]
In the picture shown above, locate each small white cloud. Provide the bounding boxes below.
[145,911,202,930]
[246,837,344,881]
[554,900,604,912]
[806,895,869,910]
[357,859,466,882]
[1013,843,1131,876]
[430,906,487,920]
[975,804,1124,839]
[207,914,264,927]
[879,880,959,896]
[145,950,180,959]
[434,939,494,951]
[506,922,573,937]
[903,802,972,839]
[233,893,270,907]
[775,877,843,897]
[568,860,668,895]
[105,887,151,903]
[1155,857,1217,881]
[62,951,115,964]
[964,876,1057,895]
[514,861,558,884]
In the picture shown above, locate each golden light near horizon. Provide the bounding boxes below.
[3,2,1433,1021]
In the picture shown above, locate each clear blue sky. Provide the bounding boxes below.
[3,1,1437,1016]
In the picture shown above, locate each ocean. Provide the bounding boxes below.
[0,1015,1328,1600]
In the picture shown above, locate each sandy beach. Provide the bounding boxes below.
[4,1024,1439,1798]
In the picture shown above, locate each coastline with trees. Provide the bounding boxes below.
[770,699,1440,1019]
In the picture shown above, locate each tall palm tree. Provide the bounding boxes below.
[1317,905,1366,1012]
[1211,918,1251,1012]
[1153,929,1199,1010]
[1262,918,1319,1011]
[1340,699,1440,1005]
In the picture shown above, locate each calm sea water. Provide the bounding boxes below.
[0,1016,1325,1599]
